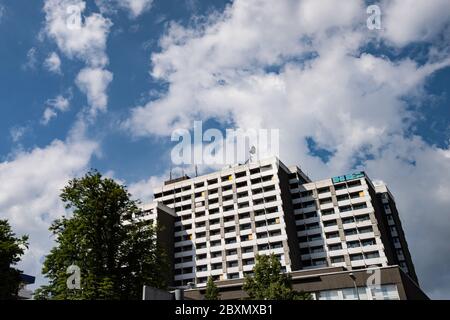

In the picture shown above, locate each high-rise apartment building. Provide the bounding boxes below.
[144,156,424,299]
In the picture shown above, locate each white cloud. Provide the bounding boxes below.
[22,47,37,71]
[41,94,71,125]
[75,67,113,115]
[128,175,165,204]
[43,0,112,67]
[44,52,62,74]
[95,0,153,18]
[43,1,114,117]
[381,0,450,47]
[0,136,98,290]
[124,0,450,298]
[10,126,29,143]
[118,0,153,18]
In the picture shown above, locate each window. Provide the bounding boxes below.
[329,243,342,251]
[211,263,222,270]
[334,183,347,190]
[353,203,367,210]
[342,217,355,224]
[240,223,251,230]
[224,216,234,223]
[305,212,317,219]
[308,234,322,241]
[302,201,315,208]
[320,197,332,205]
[226,249,237,256]
[222,184,233,191]
[347,180,362,187]
[224,226,235,233]
[306,223,320,230]
[269,229,282,237]
[227,261,238,268]
[225,237,237,244]
[237,191,248,198]
[337,194,349,201]
[331,256,345,263]
[228,273,240,279]
[300,190,313,197]
[361,238,376,246]
[210,240,221,247]
[318,187,330,194]
[339,205,352,212]
[355,214,370,222]
[238,202,249,209]
[365,251,380,259]
[344,228,357,236]
[242,246,253,253]
[210,218,220,225]
[321,208,335,215]
[196,265,207,272]
[222,194,233,202]
[347,241,360,248]
[197,277,207,284]
[312,259,327,266]
[350,253,364,261]
[235,171,246,178]
[310,246,324,253]
[358,226,373,234]
[326,232,340,239]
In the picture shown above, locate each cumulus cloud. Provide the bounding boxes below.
[0,135,98,289]
[41,94,71,125]
[381,0,450,47]
[44,52,62,74]
[95,0,154,18]
[75,67,113,115]
[43,0,114,116]
[124,0,450,298]
[43,0,112,67]
[118,0,153,18]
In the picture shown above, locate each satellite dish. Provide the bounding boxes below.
[249,146,256,163]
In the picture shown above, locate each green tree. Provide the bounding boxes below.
[204,276,220,300]
[243,254,312,300]
[0,219,29,300]
[36,170,169,300]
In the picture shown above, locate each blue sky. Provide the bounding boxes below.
[0,0,449,299]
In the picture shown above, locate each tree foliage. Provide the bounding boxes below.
[204,276,220,300]
[0,219,29,300]
[36,170,169,300]
[243,254,312,300]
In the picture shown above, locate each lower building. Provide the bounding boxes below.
[183,265,428,300]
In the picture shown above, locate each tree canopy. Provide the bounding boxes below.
[0,219,29,300]
[243,254,312,300]
[204,276,220,300]
[35,170,169,300]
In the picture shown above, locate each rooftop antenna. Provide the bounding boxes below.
[169,163,173,180]
[195,164,198,177]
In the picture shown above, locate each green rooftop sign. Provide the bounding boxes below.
[332,172,365,184]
